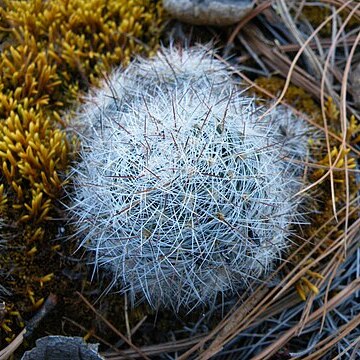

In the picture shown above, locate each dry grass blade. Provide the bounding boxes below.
[319,3,360,223]
[301,314,360,360]
[174,1,360,358]
[339,31,360,251]
[178,287,270,360]
[104,336,205,360]
[255,0,354,121]
[76,292,151,360]
[227,0,272,45]
[277,36,359,52]
[253,279,360,359]
[0,329,26,360]
[277,0,326,79]
[184,225,359,359]
[240,25,325,99]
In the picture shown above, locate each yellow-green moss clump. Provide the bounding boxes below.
[0,0,164,221]
[253,76,360,300]
[0,0,164,344]
[300,5,359,36]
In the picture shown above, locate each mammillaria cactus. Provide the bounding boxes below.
[69,47,311,310]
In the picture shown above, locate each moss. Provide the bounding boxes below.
[253,76,321,117]
[0,0,164,219]
[300,5,359,36]
[0,0,165,343]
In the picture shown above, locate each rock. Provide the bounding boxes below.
[21,336,104,360]
[163,0,254,26]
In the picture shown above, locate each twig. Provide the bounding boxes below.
[227,1,272,46]
[0,294,57,360]
[124,293,131,342]
[23,294,57,339]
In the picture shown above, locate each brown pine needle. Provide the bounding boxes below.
[76,292,151,360]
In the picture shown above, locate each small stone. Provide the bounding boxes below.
[163,0,254,26]
[21,336,104,360]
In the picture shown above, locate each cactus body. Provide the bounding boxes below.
[70,48,310,310]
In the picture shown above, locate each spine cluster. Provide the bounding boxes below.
[70,47,311,310]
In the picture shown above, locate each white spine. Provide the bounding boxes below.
[69,47,311,310]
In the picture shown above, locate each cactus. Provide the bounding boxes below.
[69,47,311,310]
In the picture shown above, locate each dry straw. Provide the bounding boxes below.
[71,1,360,359]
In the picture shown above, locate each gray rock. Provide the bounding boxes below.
[163,0,254,26]
[21,336,104,360]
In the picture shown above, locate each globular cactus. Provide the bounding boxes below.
[69,47,311,310]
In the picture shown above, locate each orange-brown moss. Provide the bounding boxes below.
[0,0,164,219]
[253,76,321,118]
[300,4,359,36]
[0,0,165,343]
